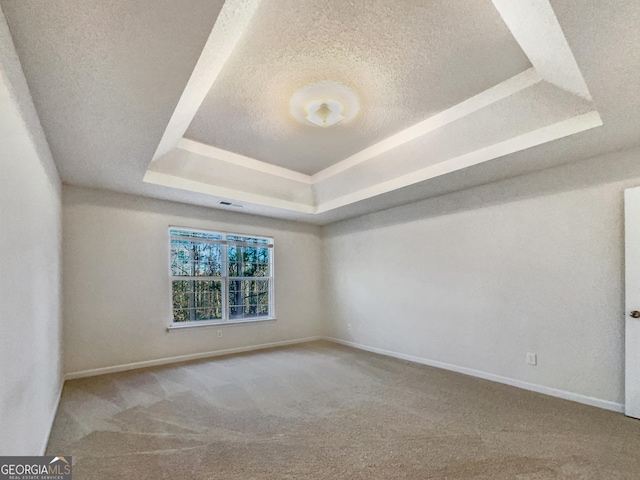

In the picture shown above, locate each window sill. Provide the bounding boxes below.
[167,317,276,332]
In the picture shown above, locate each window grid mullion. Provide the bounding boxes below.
[222,242,228,322]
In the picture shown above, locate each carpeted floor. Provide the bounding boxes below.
[47,341,640,479]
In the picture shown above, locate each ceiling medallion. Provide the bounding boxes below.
[290,82,360,128]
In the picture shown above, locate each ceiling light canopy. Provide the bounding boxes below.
[305,99,344,127]
[290,81,360,128]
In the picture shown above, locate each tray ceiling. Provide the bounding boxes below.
[144,0,601,216]
[185,0,531,175]
[5,0,640,224]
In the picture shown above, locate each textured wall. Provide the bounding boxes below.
[0,9,62,455]
[323,147,640,408]
[62,186,324,375]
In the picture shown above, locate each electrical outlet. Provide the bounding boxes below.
[217,330,223,338]
[526,352,537,366]
[347,323,351,330]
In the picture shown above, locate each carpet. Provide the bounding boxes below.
[47,341,640,479]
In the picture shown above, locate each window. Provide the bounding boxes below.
[169,227,274,327]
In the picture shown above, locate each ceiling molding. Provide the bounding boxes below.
[144,170,315,214]
[492,0,592,100]
[163,67,548,192]
[178,137,312,184]
[314,110,603,213]
[146,106,602,215]
[310,68,542,183]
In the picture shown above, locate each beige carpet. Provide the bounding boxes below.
[47,341,640,479]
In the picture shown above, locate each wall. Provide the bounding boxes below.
[323,146,640,410]
[62,186,323,375]
[0,9,63,455]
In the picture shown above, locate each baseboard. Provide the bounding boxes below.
[323,336,624,413]
[64,336,323,380]
[63,335,624,412]
[41,379,64,455]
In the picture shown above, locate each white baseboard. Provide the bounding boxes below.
[323,336,624,413]
[41,379,64,455]
[65,336,322,380]
[63,335,624,413]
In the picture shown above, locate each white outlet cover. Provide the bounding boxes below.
[526,353,537,366]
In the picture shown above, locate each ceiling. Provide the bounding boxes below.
[2,0,640,225]
[184,0,531,175]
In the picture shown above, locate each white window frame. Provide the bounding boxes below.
[167,226,275,331]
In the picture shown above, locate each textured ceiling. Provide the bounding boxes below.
[2,0,640,225]
[185,0,531,175]
[148,0,603,217]
[0,0,226,187]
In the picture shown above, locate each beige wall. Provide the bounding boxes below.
[323,147,640,410]
[61,146,640,412]
[62,186,323,375]
[0,10,62,455]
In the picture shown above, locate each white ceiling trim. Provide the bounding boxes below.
[144,170,315,214]
[179,137,312,184]
[151,0,261,161]
[173,68,541,187]
[148,108,602,216]
[492,0,592,101]
[315,110,603,213]
[311,68,541,183]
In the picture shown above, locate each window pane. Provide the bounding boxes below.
[228,245,239,276]
[229,280,269,320]
[172,280,222,322]
[242,262,256,277]
[257,280,269,316]
[172,280,191,321]
[227,235,269,245]
[170,241,192,276]
[195,242,222,276]
[257,247,269,263]
[170,229,222,241]
[237,262,269,277]
[244,247,257,263]
[227,245,270,277]
[171,240,222,276]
